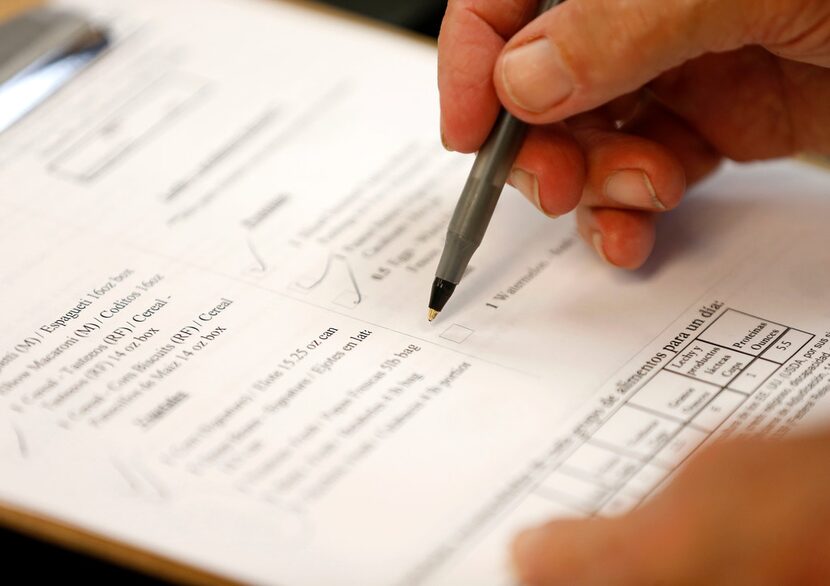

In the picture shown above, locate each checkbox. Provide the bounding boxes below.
[440,324,474,344]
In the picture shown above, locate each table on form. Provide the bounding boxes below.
[530,308,815,516]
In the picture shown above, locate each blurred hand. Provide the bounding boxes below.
[512,432,830,585]
[438,0,830,268]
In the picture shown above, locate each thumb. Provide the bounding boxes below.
[493,0,830,123]
[511,501,707,586]
[511,515,649,585]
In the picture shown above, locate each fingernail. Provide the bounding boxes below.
[440,117,451,151]
[605,170,664,210]
[501,37,574,113]
[510,168,558,218]
[510,168,540,209]
[592,231,612,265]
[512,527,548,584]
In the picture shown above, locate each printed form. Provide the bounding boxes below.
[1,0,830,584]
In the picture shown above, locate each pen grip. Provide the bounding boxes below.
[447,110,526,244]
[434,0,563,284]
[437,111,526,283]
[537,0,563,15]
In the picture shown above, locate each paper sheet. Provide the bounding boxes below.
[1,0,830,584]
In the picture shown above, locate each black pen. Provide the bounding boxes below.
[429,0,563,321]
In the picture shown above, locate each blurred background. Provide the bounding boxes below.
[0,0,447,582]
[324,0,446,37]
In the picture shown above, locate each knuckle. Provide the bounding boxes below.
[757,0,830,54]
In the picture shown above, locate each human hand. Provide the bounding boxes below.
[512,431,830,585]
[438,0,830,268]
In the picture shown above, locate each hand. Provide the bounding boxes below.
[438,0,830,269]
[512,431,830,585]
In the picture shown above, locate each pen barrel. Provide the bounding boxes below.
[433,0,562,287]
[436,110,527,283]
[538,0,562,14]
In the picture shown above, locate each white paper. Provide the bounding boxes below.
[1,0,830,584]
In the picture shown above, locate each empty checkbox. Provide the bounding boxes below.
[440,324,474,343]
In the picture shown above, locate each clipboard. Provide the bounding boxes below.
[2,2,824,585]
[0,1,440,581]
[0,6,236,583]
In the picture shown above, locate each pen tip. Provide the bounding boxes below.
[428,309,439,322]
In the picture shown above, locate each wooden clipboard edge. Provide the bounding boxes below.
[0,498,239,585]
[798,153,830,172]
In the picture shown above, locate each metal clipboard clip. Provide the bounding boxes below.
[0,7,109,134]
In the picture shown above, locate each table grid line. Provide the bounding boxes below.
[532,308,816,518]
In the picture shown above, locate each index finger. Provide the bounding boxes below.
[438,0,536,152]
